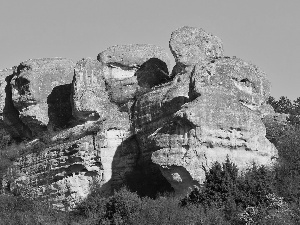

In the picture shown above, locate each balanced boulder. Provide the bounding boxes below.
[169,26,223,75]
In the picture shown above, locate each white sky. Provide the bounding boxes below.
[0,0,299,100]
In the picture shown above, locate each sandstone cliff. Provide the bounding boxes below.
[0,26,277,209]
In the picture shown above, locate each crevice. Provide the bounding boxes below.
[108,62,139,71]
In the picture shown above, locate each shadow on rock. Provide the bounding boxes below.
[47,84,74,131]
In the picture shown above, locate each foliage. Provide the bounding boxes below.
[267,96,300,125]
[3,95,300,224]
[181,156,277,223]
[124,165,173,198]
[75,186,229,225]
[0,194,71,225]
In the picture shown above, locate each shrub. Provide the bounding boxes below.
[181,156,276,223]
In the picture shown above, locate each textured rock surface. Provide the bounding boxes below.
[71,58,108,122]
[10,58,75,135]
[169,26,224,76]
[151,87,277,194]
[134,55,277,195]
[98,44,171,105]
[3,133,103,210]
[258,104,275,117]
[191,57,271,108]
[1,26,278,207]
[2,121,138,210]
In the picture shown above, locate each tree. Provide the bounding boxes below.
[275,96,293,114]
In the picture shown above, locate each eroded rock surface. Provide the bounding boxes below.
[1,26,278,208]
[2,121,138,210]
[10,58,75,135]
[169,26,224,76]
[71,58,108,122]
[134,31,276,195]
[98,44,171,105]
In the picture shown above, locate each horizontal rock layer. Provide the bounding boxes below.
[1,26,278,208]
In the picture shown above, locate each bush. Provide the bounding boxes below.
[181,156,277,223]
[0,194,72,225]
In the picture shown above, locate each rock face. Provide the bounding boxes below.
[134,37,276,194]
[1,26,278,208]
[71,58,108,122]
[2,121,139,210]
[10,58,75,135]
[98,44,171,105]
[169,26,224,76]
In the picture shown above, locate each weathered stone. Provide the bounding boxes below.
[134,56,276,195]
[169,26,224,67]
[71,58,109,122]
[10,58,75,135]
[1,26,280,208]
[98,44,171,72]
[257,104,275,117]
[150,87,276,195]
[3,135,103,210]
[191,57,271,107]
[3,121,139,210]
[98,44,171,105]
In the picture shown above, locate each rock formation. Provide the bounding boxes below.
[1,26,277,209]
[169,26,224,77]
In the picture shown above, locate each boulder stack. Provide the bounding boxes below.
[1,26,278,209]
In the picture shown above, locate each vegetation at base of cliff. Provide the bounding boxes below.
[267,95,300,125]
[2,95,300,224]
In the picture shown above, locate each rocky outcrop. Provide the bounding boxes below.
[169,26,224,76]
[150,85,277,194]
[1,26,278,208]
[71,58,108,122]
[2,43,173,208]
[191,57,271,110]
[3,131,103,210]
[10,58,75,135]
[134,37,276,194]
[98,44,171,105]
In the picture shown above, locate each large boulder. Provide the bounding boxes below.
[134,56,277,195]
[191,57,271,109]
[98,44,171,105]
[71,58,109,122]
[169,26,224,76]
[1,26,279,208]
[10,58,75,135]
[151,86,277,194]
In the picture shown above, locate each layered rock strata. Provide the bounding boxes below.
[1,26,278,208]
[134,29,277,194]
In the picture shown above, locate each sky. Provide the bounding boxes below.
[0,0,299,100]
